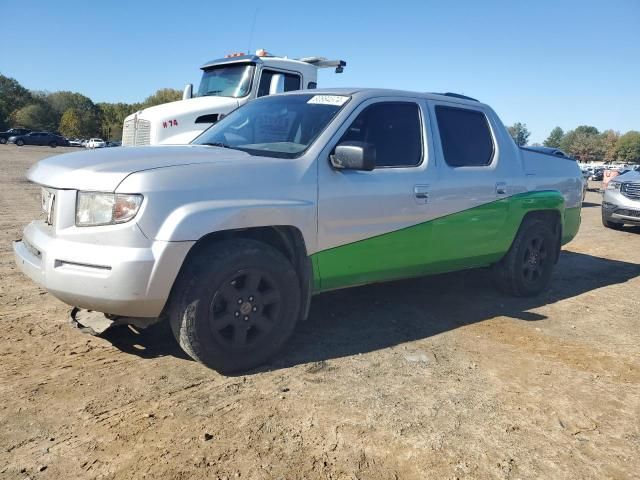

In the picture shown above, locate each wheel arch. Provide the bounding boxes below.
[518,209,563,264]
[164,225,313,322]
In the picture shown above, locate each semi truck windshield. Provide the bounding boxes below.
[197,64,255,98]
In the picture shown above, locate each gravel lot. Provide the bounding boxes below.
[1,146,639,479]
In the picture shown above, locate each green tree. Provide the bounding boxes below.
[141,88,182,108]
[59,108,83,138]
[543,127,564,148]
[616,131,640,163]
[46,91,95,116]
[96,102,137,140]
[574,125,599,136]
[0,74,33,129]
[10,103,58,131]
[507,122,531,146]
[559,125,604,162]
[600,130,620,163]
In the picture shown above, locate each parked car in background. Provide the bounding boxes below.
[602,170,640,229]
[0,128,31,144]
[590,168,604,181]
[87,138,106,149]
[68,138,83,147]
[8,131,68,147]
[106,141,122,147]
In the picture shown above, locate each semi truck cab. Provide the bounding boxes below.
[122,49,346,146]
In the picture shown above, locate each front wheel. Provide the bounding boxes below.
[16,139,24,146]
[492,218,556,297]
[169,239,301,373]
[49,141,57,148]
[0,137,7,144]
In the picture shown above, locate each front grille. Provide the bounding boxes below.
[135,119,151,145]
[121,118,151,146]
[122,119,135,146]
[621,182,640,200]
[616,208,640,218]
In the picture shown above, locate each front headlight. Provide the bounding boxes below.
[606,181,621,191]
[76,192,143,227]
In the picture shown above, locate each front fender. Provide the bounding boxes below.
[147,198,318,254]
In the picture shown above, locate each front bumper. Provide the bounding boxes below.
[13,220,194,317]
[602,189,640,225]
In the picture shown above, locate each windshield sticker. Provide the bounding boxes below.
[307,95,349,106]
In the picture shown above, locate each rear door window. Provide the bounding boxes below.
[435,106,494,167]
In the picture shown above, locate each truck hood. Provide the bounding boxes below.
[616,170,640,182]
[130,96,240,121]
[27,145,250,191]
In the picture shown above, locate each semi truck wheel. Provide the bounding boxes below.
[169,239,301,373]
[492,218,556,297]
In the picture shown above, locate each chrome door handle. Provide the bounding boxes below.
[495,182,507,195]
[414,185,430,204]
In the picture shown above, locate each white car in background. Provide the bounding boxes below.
[87,138,106,149]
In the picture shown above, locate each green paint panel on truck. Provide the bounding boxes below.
[312,191,569,292]
[562,207,581,244]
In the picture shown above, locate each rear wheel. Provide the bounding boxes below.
[493,218,556,297]
[0,137,7,144]
[601,209,624,230]
[49,141,57,148]
[16,139,24,146]
[169,239,301,373]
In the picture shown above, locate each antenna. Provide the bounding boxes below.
[247,8,258,54]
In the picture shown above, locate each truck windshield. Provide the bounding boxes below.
[192,94,350,159]
[197,64,255,98]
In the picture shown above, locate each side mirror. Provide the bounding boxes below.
[269,74,284,95]
[330,141,376,171]
[182,83,193,100]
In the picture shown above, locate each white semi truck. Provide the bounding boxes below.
[122,49,346,146]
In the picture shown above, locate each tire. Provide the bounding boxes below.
[16,139,24,146]
[0,138,6,144]
[49,141,57,148]
[492,218,557,297]
[169,239,301,373]
[601,209,624,230]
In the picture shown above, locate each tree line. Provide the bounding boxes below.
[2,72,639,159]
[0,74,181,140]
[508,122,640,163]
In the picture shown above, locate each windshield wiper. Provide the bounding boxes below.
[202,142,233,148]
[204,90,222,96]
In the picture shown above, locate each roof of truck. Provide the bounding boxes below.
[201,54,318,70]
[280,88,486,107]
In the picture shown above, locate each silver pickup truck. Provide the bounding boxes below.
[14,89,583,372]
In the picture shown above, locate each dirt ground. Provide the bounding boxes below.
[0,146,639,480]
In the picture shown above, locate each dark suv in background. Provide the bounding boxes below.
[0,128,31,144]
[7,131,68,147]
